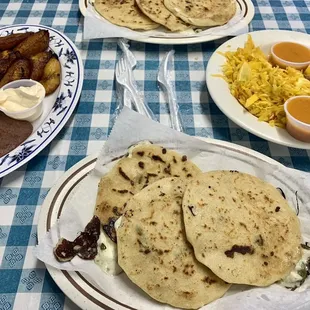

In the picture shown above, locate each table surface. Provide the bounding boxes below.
[0,0,310,309]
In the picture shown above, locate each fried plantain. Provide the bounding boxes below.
[14,30,49,58]
[0,32,33,51]
[30,51,53,81]
[39,57,61,95]
[0,50,12,61]
[0,59,31,88]
[0,50,21,80]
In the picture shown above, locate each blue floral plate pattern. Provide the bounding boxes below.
[0,24,84,178]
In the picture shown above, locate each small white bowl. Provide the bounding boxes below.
[284,96,310,142]
[270,42,310,70]
[0,79,45,122]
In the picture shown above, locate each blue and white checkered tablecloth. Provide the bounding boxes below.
[0,0,310,309]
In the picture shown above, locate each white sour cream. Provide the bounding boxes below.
[114,216,123,230]
[279,247,310,290]
[0,84,45,112]
[94,218,123,276]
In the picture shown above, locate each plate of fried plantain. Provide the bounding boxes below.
[0,24,84,178]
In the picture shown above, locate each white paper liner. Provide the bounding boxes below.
[83,0,249,40]
[35,108,310,309]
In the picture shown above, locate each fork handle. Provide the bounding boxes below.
[123,89,132,109]
[124,81,155,120]
[167,89,183,132]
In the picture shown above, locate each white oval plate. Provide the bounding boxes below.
[0,24,84,178]
[79,0,254,45]
[206,30,310,149]
[37,138,280,310]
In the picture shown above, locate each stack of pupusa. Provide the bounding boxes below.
[95,143,231,308]
[95,143,302,309]
[93,0,237,32]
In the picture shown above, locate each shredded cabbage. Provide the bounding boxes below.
[219,35,310,128]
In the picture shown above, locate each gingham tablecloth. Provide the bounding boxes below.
[0,0,310,309]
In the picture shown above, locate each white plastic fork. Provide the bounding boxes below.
[117,39,136,109]
[118,39,136,71]
[115,57,154,119]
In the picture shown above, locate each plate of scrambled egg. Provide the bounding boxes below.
[206,30,310,149]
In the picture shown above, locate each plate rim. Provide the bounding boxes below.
[206,29,310,149]
[79,0,254,45]
[0,24,84,178]
[37,137,282,310]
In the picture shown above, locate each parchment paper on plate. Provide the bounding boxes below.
[35,107,310,310]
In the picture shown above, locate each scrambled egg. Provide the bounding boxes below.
[218,36,310,128]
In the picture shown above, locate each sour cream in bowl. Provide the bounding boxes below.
[0,79,45,122]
